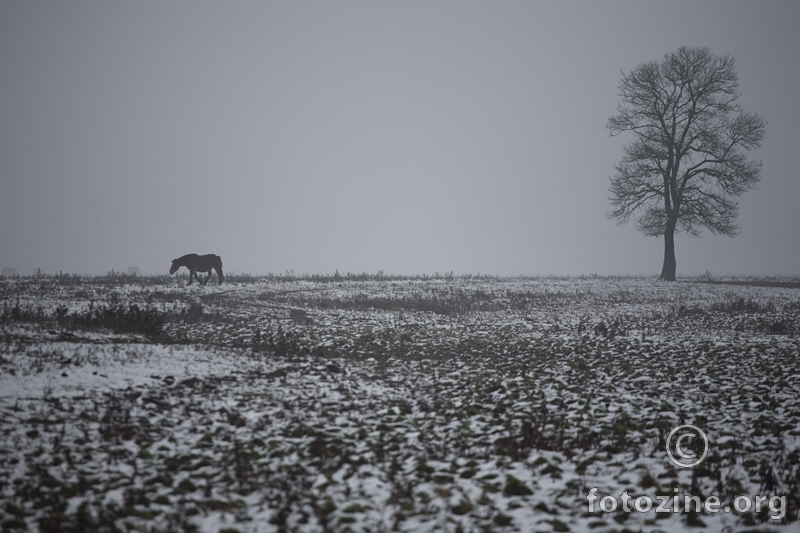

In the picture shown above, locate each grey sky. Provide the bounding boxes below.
[1,1,798,277]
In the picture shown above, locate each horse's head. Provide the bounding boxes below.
[169,259,179,274]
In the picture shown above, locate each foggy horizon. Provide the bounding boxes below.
[2,2,799,278]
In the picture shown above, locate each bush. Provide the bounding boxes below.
[711,295,775,314]
[61,302,166,337]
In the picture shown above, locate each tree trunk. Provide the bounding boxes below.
[659,222,677,281]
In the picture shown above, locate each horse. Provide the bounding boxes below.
[170,254,224,285]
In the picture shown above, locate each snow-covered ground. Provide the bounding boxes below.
[1,275,799,532]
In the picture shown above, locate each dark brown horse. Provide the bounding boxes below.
[170,254,224,285]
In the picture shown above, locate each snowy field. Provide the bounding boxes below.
[1,274,799,533]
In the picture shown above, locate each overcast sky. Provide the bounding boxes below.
[1,1,798,277]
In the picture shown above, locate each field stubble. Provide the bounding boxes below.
[0,274,799,533]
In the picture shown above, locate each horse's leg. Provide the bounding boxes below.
[215,266,224,284]
[204,271,211,285]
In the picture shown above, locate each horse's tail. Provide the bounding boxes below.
[217,256,224,283]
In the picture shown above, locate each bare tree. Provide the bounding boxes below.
[607,46,766,281]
